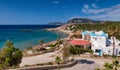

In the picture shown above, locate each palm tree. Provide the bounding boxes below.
[112,37,115,56]
[62,46,70,63]
[107,25,117,56]
[38,40,44,50]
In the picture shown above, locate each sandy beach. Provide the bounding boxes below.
[45,25,73,40]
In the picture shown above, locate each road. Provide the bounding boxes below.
[60,57,114,70]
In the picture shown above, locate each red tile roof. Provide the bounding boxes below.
[69,40,90,46]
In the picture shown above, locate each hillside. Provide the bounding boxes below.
[48,18,103,25]
[65,21,120,40]
[67,18,102,24]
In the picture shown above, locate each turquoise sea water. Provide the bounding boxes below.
[0,25,67,50]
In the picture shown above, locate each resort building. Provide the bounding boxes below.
[81,31,120,56]
[69,30,120,56]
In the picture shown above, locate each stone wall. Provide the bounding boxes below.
[15,60,78,70]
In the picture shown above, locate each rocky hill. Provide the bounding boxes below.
[47,18,104,25]
[67,18,102,24]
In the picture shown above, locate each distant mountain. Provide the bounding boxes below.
[67,18,102,24]
[48,22,65,25]
[47,18,104,25]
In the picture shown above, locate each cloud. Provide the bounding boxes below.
[82,3,98,14]
[52,1,60,4]
[88,14,120,21]
[84,4,89,9]
[82,4,90,13]
[82,4,120,14]
[83,4,120,21]
[91,3,98,8]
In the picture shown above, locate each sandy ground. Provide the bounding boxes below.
[20,52,55,67]
[20,45,64,67]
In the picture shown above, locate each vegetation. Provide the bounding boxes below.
[0,40,23,69]
[69,46,77,58]
[69,45,93,57]
[55,56,61,65]
[38,40,45,50]
[49,44,56,51]
[55,40,63,46]
[62,46,70,63]
[68,21,120,40]
[96,60,120,70]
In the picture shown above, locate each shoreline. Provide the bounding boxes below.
[45,27,73,40]
[31,25,72,51]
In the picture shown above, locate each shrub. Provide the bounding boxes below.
[55,56,61,65]
[47,62,53,65]
[0,40,23,68]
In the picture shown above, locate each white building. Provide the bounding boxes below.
[82,31,120,56]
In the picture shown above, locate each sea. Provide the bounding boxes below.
[0,25,68,50]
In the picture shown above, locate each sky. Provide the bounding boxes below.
[0,0,120,25]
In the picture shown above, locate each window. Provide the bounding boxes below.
[95,49,100,53]
[119,51,120,55]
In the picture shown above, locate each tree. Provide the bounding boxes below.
[38,40,44,50]
[69,46,76,59]
[88,49,94,57]
[0,40,23,68]
[55,56,61,65]
[112,37,115,56]
[62,46,70,63]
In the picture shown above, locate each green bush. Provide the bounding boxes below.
[47,62,53,65]
[0,40,23,68]
[55,56,61,65]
